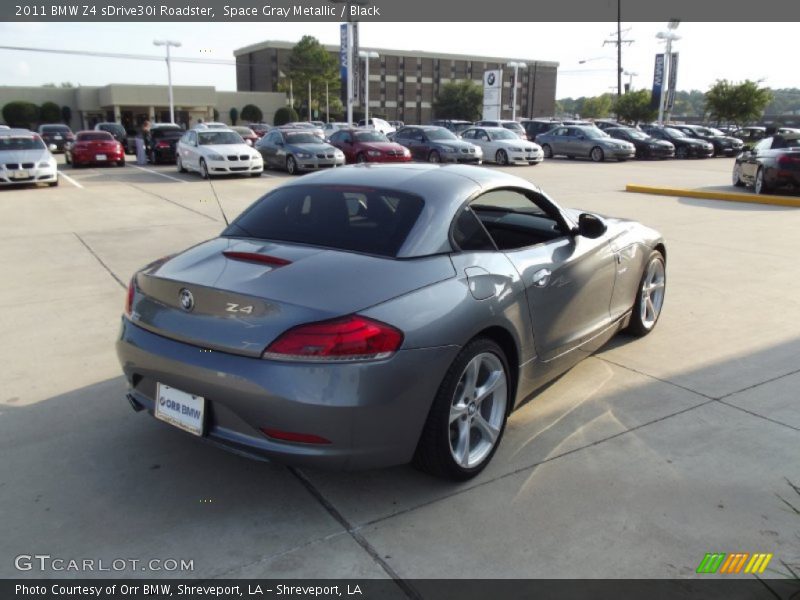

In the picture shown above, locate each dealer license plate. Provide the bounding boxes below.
[95,154,107,161]
[154,383,205,436]
[12,170,29,179]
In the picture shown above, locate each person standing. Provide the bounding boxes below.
[135,120,150,165]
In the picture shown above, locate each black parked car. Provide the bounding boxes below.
[430,120,473,135]
[732,133,800,194]
[94,122,128,153]
[606,127,675,159]
[520,119,562,141]
[147,124,184,164]
[393,126,482,163]
[38,124,74,152]
[671,124,744,157]
[641,126,714,159]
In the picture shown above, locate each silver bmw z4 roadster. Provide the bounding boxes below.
[116,164,666,480]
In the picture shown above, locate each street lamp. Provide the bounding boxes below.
[153,39,181,124]
[623,70,638,91]
[656,21,680,125]
[506,61,526,121]
[359,50,379,125]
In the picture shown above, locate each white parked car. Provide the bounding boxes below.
[323,122,350,136]
[460,126,543,166]
[0,128,58,186]
[176,128,263,179]
[192,122,228,130]
[358,117,396,136]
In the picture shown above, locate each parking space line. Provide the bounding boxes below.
[58,171,84,188]
[129,164,188,183]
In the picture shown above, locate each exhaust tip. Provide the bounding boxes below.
[126,393,145,412]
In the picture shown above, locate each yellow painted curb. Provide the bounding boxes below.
[625,184,800,208]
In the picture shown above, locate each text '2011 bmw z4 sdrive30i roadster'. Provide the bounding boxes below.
[116,164,666,480]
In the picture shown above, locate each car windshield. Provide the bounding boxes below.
[223,185,425,257]
[354,131,389,142]
[664,128,688,138]
[285,132,321,144]
[426,128,457,140]
[583,129,610,139]
[489,129,518,140]
[626,130,649,140]
[704,127,724,136]
[0,135,46,150]
[233,127,255,136]
[100,124,125,135]
[198,131,243,145]
[77,132,113,141]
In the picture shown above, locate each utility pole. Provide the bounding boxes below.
[603,0,633,98]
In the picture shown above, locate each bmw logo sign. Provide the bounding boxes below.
[487,73,496,86]
[179,288,195,312]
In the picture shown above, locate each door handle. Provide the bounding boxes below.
[532,268,551,287]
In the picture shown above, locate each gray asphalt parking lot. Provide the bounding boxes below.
[1,156,798,581]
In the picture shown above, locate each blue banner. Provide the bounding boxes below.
[340,23,348,105]
[650,53,664,110]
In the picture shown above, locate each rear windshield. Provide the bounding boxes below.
[99,124,125,135]
[152,128,183,139]
[78,132,113,141]
[223,185,425,257]
[0,135,46,150]
[41,125,71,133]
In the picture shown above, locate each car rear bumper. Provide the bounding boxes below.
[116,318,459,470]
[72,150,125,165]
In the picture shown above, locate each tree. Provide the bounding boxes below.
[613,90,658,125]
[40,101,61,123]
[2,101,39,128]
[580,94,614,119]
[432,80,483,121]
[273,106,299,126]
[229,107,238,125]
[284,36,340,116]
[705,79,772,127]
[241,104,263,123]
[61,105,72,125]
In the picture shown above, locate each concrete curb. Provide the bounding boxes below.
[625,184,800,208]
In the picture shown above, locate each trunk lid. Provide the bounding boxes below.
[130,237,455,356]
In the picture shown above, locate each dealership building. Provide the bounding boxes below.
[234,40,559,124]
[0,84,285,132]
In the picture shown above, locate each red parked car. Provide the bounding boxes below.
[328,128,412,164]
[231,126,259,147]
[66,131,125,167]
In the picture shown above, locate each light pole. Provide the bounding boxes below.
[359,50,379,125]
[623,70,638,91]
[656,21,680,125]
[506,61,526,121]
[153,39,181,124]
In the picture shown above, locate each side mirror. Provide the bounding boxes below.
[48,144,57,152]
[578,213,607,239]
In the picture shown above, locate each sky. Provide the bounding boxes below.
[0,22,794,99]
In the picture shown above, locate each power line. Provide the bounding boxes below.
[0,44,249,67]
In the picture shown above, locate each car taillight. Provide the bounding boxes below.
[156,141,170,149]
[125,277,135,316]
[262,315,403,362]
[778,155,800,166]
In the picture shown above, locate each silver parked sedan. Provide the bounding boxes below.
[117,164,666,480]
[256,129,345,174]
[536,125,636,162]
[0,129,58,187]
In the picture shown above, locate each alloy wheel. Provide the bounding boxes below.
[639,257,666,330]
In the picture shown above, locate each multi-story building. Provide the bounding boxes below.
[235,40,559,124]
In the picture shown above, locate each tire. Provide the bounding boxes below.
[286,155,298,175]
[150,151,157,165]
[117,159,125,167]
[176,156,187,173]
[542,144,553,159]
[590,146,604,162]
[676,146,689,159]
[199,158,209,179]
[754,167,769,195]
[48,179,58,187]
[413,338,511,481]
[626,250,666,337]
[428,150,441,163]
[356,153,367,164]
[250,172,262,177]
[732,163,745,187]
[495,150,508,165]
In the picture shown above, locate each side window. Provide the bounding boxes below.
[411,130,424,141]
[753,138,772,152]
[461,129,474,140]
[329,131,343,143]
[452,208,495,252]
[187,131,196,145]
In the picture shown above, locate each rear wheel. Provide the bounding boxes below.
[732,162,744,187]
[626,250,666,337]
[356,153,367,164]
[199,158,209,179]
[495,150,508,165]
[542,144,553,159]
[754,167,769,194]
[117,158,125,167]
[590,146,605,162]
[413,338,510,481]
[176,156,187,173]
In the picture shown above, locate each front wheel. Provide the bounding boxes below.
[199,158,209,179]
[732,163,744,187]
[413,338,510,481]
[286,156,298,175]
[590,146,605,162]
[676,146,689,159]
[542,144,553,159]
[495,150,508,165]
[626,250,666,337]
[428,150,441,163]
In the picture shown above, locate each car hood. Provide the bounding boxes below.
[202,143,258,155]
[492,139,540,150]
[0,149,53,164]
[287,142,337,153]
[359,142,406,152]
[433,140,476,150]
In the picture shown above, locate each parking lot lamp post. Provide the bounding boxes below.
[359,51,379,125]
[153,40,181,124]
[623,70,638,91]
[656,21,680,125]
[506,62,526,121]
